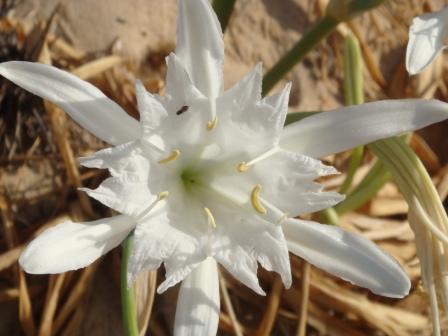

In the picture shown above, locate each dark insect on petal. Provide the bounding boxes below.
[176,105,189,115]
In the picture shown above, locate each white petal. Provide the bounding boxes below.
[165,53,205,105]
[210,199,291,294]
[283,218,410,298]
[214,240,265,295]
[280,99,448,158]
[0,61,139,145]
[176,0,224,98]
[78,141,138,171]
[80,144,162,218]
[129,208,205,290]
[174,258,220,336]
[19,215,135,274]
[220,63,263,110]
[217,69,289,145]
[135,80,167,136]
[261,82,291,137]
[127,192,208,291]
[250,149,343,216]
[406,7,448,75]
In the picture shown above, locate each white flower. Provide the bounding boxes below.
[406,6,448,75]
[2,0,448,334]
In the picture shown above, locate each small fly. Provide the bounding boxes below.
[176,105,189,115]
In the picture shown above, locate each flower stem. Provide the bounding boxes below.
[319,207,340,226]
[121,234,139,336]
[339,33,364,194]
[262,16,339,96]
[212,0,236,33]
[335,160,391,214]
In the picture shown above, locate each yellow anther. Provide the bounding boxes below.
[206,116,218,131]
[204,207,216,229]
[237,162,249,172]
[251,184,267,214]
[158,149,180,164]
[157,191,169,200]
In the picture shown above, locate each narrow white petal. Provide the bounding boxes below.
[19,215,135,274]
[80,144,160,218]
[174,258,220,336]
[165,53,205,103]
[283,218,410,298]
[128,194,208,291]
[135,80,167,135]
[0,61,139,145]
[261,82,291,136]
[406,7,448,75]
[280,99,448,158]
[214,242,265,295]
[176,0,224,98]
[221,63,262,108]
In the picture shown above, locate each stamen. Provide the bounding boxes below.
[237,147,278,172]
[138,191,169,220]
[204,207,217,229]
[157,191,169,200]
[158,149,181,164]
[206,116,218,131]
[251,184,267,214]
[237,162,249,172]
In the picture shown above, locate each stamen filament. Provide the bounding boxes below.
[237,147,278,172]
[251,184,267,214]
[204,207,217,229]
[138,191,169,220]
[158,149,181,164]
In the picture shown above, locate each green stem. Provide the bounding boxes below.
[212,0,237,33]
[335,161,391,214]
[121,234,139,336]
[262,16,339,96]
[284,111,320,126]
[343,34,364,105]
[339,33,364,194]
[319,207,340,226]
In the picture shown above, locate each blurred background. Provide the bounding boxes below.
[1,0,448,335]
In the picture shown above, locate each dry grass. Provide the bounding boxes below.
[1,0,448,335]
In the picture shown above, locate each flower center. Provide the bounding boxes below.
[178,162,286,228]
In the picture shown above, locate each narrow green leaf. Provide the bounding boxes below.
[212,0,237,33]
